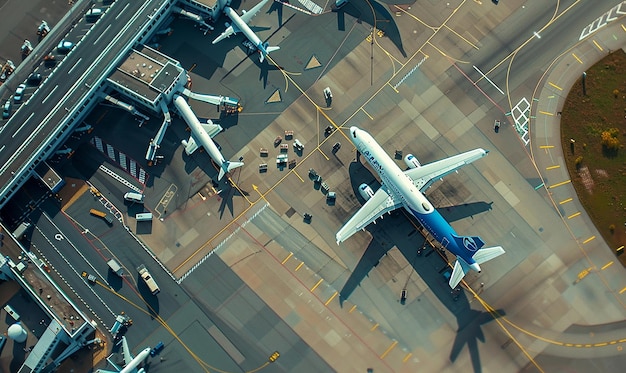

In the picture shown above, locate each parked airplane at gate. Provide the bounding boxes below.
[212,0,280,62]
[96,336,150,373]
[336,127,505,288]
[173,95,243,180]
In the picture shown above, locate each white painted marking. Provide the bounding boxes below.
[67,57,83,75]
[41,85,58,104]
[93,24,111,45]
[12,113,34,138]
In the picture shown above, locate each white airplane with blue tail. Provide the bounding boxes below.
[336,127,505,289]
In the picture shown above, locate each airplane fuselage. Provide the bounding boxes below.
[120,348,150,373]
[223,7,267,54]
[350,127,478,268]
[174,95,225,164]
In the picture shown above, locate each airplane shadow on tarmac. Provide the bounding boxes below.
[338,157,503,373]
[333,0,407,58]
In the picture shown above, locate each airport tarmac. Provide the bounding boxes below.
[3,1,626,373]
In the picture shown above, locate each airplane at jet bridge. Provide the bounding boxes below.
[96,336,150,373]
[173,94,243,180]
[336,126,505,288]
[212,0,280,62]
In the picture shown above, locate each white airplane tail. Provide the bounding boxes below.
[218,160,244,180]
[259,42,280,62]
[448,246,505,288]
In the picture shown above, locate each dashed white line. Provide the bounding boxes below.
[12,113,34,138]
[67,57,83,75]
[41,85,58,104]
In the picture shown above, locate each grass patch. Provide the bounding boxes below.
[561,50,626,263]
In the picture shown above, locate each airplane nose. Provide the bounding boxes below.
[350,126,358,138]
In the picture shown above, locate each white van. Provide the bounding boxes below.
[123,191,144,203]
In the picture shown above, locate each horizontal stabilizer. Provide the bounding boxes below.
[449,257,471,289]
[472,246,505,264]
[218,161,244,180]
[266,46,280,53]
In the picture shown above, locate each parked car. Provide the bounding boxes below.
[2,100,11,119]
[27,73,42,86]
[57,40,74,54]
[85,8,103,22]
[14,84,26,103]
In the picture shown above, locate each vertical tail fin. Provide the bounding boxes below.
[218,160,244,180]
[259,42,280,62]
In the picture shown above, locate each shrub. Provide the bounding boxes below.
[609,224,615,233]
[575,156,584,168]
[601,128,620,153]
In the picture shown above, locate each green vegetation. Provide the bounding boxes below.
[561,50,626,263]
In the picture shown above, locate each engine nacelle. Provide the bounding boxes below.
[358,184,374,201]
[404,154,421,169]
[181,139,188,147]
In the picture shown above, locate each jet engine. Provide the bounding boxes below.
[404,154,421,169]
[358,184,374,201]
[181,139,189,147]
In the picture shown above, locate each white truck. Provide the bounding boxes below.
[137,264,160,295]
[107,259,124,276]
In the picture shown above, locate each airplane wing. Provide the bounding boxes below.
[212,25,237,44]
[336,185,402,243]
[404,149,487,192]
[202,121,223,138]
[121,336,134,366]
[240,0,269,23]
[184,134,200,154]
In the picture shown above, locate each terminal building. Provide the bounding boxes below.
[0,232,96,373]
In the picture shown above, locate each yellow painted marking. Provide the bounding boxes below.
[388,81,399,93]
[281,252,293,265]
[572,53,582,64]
[619,338,626,343]
[546,165,560,170]
[361,107,373,120]
[325,291,338,306]
[582,236,595,244]
[548,82,562,90]
[318,148,329,161]
[565,343,574,347]
[295,262,304,271]
[575,344,583,347]
[620,287,626,294]
[370,323,379,331]
[539,110,554,116]
[380,341,398,359]
[292,170,304,182]
[593,40,603,51]
[601,261,613,270]
[548,180,571,189]
[585,344,592,348]
[349,305,357,313]
[568,212,581,219]
[539,145,554,149]
[559,198,573,205]
[610,340,617,344]
[402,353,412,363]
[622,24,626,32]
[188,63,197,73]
[310,278,323,292]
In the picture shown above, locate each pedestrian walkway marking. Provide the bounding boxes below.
[282,252,293,264]
[593,40,604,51]
[601,261,613,270]
[583,236,595,244]
[297,0,323,14]
[548,82,562,90]
[305,55,322,70]
[325,291,338,306]
[310,278,323,292]
[265,89,282,103]
[548,180,571,189]
[380,341,397,359]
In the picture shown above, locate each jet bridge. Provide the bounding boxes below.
[181,88,241,112]
[145,100,172,165]
[100,93,150,122]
